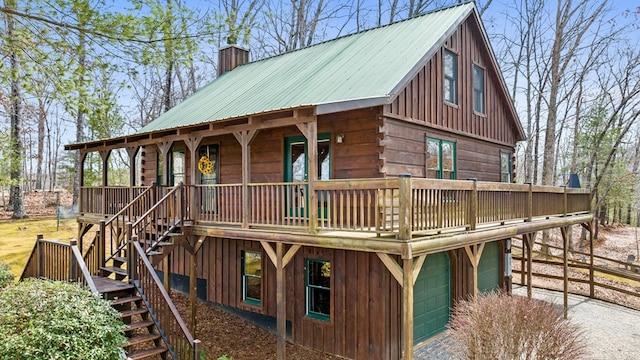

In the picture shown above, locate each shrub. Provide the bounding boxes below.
[0,259,14,289]
[449,292,586,360]
[0,279,127,360]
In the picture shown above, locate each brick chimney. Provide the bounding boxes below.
[218,45,249,76]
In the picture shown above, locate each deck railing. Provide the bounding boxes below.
[80,186,148,216]
[79,177,591,237]
[20,237,98,294]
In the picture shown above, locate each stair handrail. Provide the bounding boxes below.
[102,183,156,264]
[70,239,99,295]
[130,237,200,359]
[128,183,184,255]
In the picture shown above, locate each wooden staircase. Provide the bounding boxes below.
[94,276,168,359]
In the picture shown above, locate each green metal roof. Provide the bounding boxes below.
[139,2,475,134]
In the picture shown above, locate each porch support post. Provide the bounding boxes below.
[260,241,300,360]
[99,149,111,216]
[184,235,205,336]
[402,256,414,360]
[587,221,594,297]
[523,233,535,298]
[296,118,318,233]
[185,137,203,221]
[561,226,569,319]
[463,243,485,298]
[126,146,139,201]
[233,130,259,229]
[376,251,425,360]
[157,141,173,186]
[78,151,88,215]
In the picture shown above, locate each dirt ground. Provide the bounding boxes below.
[170,292,342,360]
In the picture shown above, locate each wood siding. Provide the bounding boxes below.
[385,15,519,147]
[141,108,383,185]
[167,239,401,360]
[380,118,514,182]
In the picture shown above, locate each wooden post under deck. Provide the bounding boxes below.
[186,235,205,336]
[523,233,534,298]
[402,257,414,360]
[261,241,301,360]
[463,243,485,298]
[561,226,569,319]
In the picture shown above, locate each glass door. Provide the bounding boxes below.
[284,134,331,218]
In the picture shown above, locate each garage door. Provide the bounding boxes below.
[413,252,451,344]
[478,241,501,293]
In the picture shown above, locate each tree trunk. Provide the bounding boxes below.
[73,30,87,206]
[36,100,45,190]
[6,0,25,219]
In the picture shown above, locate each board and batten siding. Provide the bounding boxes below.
[166,238,401,360]
[384,14,519,147]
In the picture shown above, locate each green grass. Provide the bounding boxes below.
[0,218,78,278]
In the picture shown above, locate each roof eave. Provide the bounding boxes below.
[316,96,391,115]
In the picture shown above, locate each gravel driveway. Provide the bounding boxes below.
[415,286,640,360]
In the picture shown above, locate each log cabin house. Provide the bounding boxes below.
[54,2,592,360]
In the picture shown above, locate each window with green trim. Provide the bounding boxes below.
[473,64,485,114]
[500,152,511,183]
[306,259,331,320]
[444,50,458,104]
[427,138,456,179]
[242,250,262,306]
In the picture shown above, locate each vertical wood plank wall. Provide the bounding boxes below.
[385,15,519,146]
[167,238,401,360]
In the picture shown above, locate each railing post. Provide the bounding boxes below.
[398,174,412,240]
[126,223,136,282]
[70,239,78,282]
[564,185,568,217]
[467,178,477,231]
[36,234,43,278]
[526,182,533,222]
[99,220,106,269]
[194,339,201,360]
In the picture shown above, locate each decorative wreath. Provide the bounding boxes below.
[198,155,213,175]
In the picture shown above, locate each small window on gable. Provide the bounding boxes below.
[473,64,485,114]
[306,259,331,321]
[242,250,262,306]
[444,50,458,104]
[500,152,511,183]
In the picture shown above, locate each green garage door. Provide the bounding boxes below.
[413,252,451,344]
[478,241,501,293]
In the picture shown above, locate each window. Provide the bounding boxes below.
[427,138,456,179]
[500,152,511,183]
[444,50,458,104]
[473,64,485,114]
[306,259,331,320]
[242,251,262,306]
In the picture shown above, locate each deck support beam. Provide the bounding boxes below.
[183,235,205,336]
[523,232,535,298]
[463,243,485,298]
[376,252,426,360]
[261,241,300,360]
[561,226,569,319]
[233,130,259,229]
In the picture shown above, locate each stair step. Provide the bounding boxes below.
[119,307,148,319]
[92,276,134,294]
[126,346,168,360]
[125,319,155,332]
[113,256,127,264]
[126,333,161,347]
[101,266,128,276]
[111,295,142,306]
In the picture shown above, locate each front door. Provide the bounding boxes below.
[284,134,330,217]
